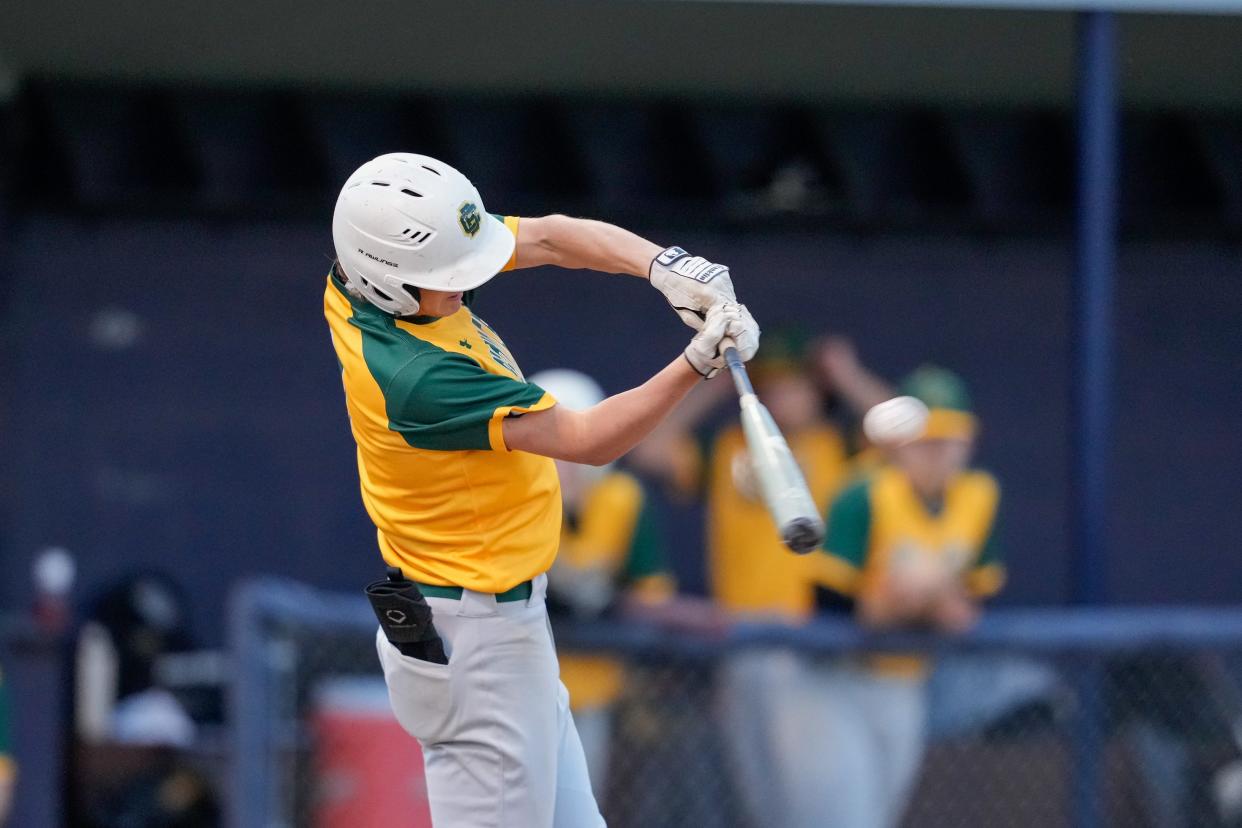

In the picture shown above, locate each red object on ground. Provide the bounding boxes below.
[311,678,432,828]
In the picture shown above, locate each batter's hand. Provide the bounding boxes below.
[684,302,760,379]
[650,246,737,331]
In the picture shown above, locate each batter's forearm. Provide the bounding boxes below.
[514,214,661,277]
[504,357,702,465]
[575,357,703,464]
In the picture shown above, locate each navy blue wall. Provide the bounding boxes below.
[2,215,1239,643]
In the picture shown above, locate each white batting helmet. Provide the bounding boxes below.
[332,153,515,317]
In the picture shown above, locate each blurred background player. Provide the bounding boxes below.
[812,365,1005,828]
[632,331,893,826]
[706,332,852,621]
[534,368,673,798]
[532,368,727,802]
[703,334,849,827]
[71,573,218,827]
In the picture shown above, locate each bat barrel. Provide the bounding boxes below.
[781,516,826,555]
[737,393,825,556]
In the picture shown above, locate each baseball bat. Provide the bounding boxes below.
[720,338,826,554]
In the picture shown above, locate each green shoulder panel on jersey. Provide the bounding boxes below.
[624,489,669,583]
[342,280,546,451]
[386,352,546,450]
[824,476,873,567]
[818,475,874,596]
[975,497,1003,568]
[968,486,1006,597]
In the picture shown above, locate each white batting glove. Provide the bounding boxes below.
[650,246,737,331]
[684,302,761,379]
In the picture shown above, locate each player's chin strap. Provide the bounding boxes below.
[365,567,448,664]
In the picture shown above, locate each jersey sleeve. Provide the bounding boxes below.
[385,351,554,452]
[493,214,520,273]
[816,477,873,597]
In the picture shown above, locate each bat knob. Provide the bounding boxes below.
[782,517,825,555]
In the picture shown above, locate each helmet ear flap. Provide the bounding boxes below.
[402,284,422,315]
[362,272,421,316]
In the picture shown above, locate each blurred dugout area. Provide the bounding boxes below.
[1,81,1242,234]
[234,582,1242,828]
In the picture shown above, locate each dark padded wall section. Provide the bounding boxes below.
[3,216,1239,642]
[3,4,1241,108]
[1113,244,1242,603]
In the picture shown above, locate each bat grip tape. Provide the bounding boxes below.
[720,338,754,396]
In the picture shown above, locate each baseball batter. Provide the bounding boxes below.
[323,153,759,827]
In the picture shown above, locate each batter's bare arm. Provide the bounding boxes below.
[513,215,660,276]
[506,356,701,466]
[513,215,737,330]
[506,303,761,466]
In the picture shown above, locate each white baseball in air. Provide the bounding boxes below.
[863,396,930,446]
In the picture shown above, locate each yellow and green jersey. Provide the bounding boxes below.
[708,423,850,619]
[324,216,563,593]
[818,466,1005,676]
[558,471,673,711]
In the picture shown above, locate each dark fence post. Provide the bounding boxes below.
[4,624,68,828]
[1071,9,1119,609]
[1071,10,1119,828]
[229,582,275,828]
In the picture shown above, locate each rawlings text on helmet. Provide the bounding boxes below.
[359,249,400,269]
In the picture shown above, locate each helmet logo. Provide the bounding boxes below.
[458,202,481,237]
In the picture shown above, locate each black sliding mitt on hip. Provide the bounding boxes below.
[365,567,448,665]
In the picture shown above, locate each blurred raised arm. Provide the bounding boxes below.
[815,336,895,415]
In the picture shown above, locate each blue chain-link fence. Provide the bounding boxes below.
[230,579,1242,828]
